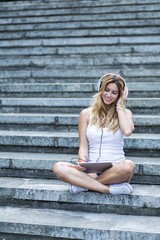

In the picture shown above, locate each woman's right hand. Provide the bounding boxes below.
[71,163,86,172]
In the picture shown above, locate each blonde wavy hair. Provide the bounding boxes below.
[90,73,126,132]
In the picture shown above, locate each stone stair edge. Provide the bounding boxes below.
[1,55,160,67]
[1,70,160,79]
[1,12,160,26]
[0,82,160,90]
[0,130,159,152]
[0,36,160,48]
[0,206,159,240]
[1,36,160,47]
[0,113,159,128]
[0,129,160,137]
[0,177,160,208]
[0,46,160,56]
[0,112,159,117]
[1,19,160,31]
[2,11,160,22]
[0,78,159,84]
[1,0,159,5]
[1,68,160,79]
[0,98,159,115]
[1,2,160,15]
[1,0,159,8]
[0,152,159,163]
[0,45,158,52]
[0,52,159,58]
[0,112,159,119]
[1,97,160,107]
[0,153,160,177]
[1,27,160,40]
[1,28,160,41]
[2,51,157,57]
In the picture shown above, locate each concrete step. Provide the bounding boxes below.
[0,130,159,157]
[1,0,159,11]
[1,2,160,17]
[134,115,160,134]
[1,9,159,26]
[0,67,160,83]
[0,206,159,240]
[1,76,159,84]
[0,177,160,216]
[1,27,159,40]
[0,82,159,98]
[0,113,78,132]
[1,19,160,32]
[1,36,160,48]
[0,45,160,57]
[0,98,159,114]
[0,152,159,184]
[1,0,159,7]
[0,55,160,71]
[0,113,159,134]
[0,10,159,27]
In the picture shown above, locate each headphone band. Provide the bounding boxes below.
[97,73,127,91]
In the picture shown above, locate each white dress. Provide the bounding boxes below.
[86,125,125,164]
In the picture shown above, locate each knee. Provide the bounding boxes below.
[52,162,66,178]
[123,160,135,175]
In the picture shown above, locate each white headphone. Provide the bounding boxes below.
[97,73,128,91]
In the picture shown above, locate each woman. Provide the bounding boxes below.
[53,73,135,194]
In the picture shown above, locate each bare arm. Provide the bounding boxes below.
[116,87,134,136]
[117,108,134,136]
[78,108,90,162]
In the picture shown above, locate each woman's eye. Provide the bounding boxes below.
[105,88,109,92]
[105,88,118,95]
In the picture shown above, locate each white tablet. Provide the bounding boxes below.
[78,162,112,173]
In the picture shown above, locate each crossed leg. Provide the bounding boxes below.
[53,159,135,194]
[96,159,135,185]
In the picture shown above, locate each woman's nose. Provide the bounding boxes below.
[107,91,111,97]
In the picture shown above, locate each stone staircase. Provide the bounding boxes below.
[0,0,160,239]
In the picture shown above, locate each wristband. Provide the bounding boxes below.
[116,105,125,111]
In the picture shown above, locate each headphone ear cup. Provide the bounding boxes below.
[124,86,128,98]
[97,77,103,91]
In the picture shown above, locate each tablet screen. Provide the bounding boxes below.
[78,162,112,173]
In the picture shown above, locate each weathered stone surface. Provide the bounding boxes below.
[0,130,159,156]
[0,177,159,216]
[0,0,159,238]
[0,113,159,134]
[0,82,160,98]
[0,97,160,114]
[0,207,159,240]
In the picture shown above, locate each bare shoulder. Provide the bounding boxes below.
[79,107,91,122]
[80,107,91,116]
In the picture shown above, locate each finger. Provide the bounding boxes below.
[77,165,86,171]
[72,164,86,172]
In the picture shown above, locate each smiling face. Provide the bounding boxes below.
[101,82,119,105]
